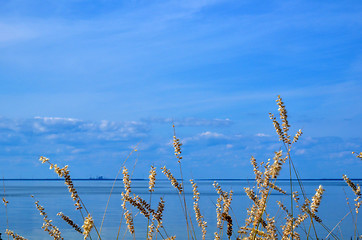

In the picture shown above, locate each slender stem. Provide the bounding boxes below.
[338,225,344,240]
[99,146,139,237]
[116,208,124,240]
[121,222,128,240]
[173,125,196,240]
[179,163,197,240]
[342,188,357,238]
[287,145,294,239]
[325,212,350,239]
[147,192,152,240]
[285,143,338,240]
[3,178,9,240]
[79,195,101,240]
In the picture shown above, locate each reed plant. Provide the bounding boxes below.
[1,96,361,240]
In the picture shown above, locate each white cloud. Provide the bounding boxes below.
[329,151,352,158]
[0,116,149,144]
[199,131,225,138]
[34,116,79,122]
[256,133,270,137]
[146,117,233,127]
[182,131,231,144]
[295,149,306,155]
[0,22,38,43]
[0,115,361,179]
[32,122,46,133]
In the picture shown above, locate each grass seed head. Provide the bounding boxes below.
[149,165,157,192]
[82,214,94,239]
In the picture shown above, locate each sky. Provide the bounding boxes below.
[0,0,361,179]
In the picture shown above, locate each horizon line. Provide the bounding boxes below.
[1,178,361,181]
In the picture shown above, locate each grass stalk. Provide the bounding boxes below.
[99,146,139,237]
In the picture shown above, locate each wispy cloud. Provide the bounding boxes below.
[0,116,149,137]
[0,115,360,179]
[182,131,231,145]
[256,133,270,137]
[146,117,232,127]
[0,116,149,157]
[0,22,37,44]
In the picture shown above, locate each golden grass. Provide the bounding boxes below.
[1,95,361,240]
[32,195,63,239]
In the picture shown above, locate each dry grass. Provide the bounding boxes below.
[1,96,361,240]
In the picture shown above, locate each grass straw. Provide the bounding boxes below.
[172,125,197,240]
[99,144,140,238]
[2,177,9,240]
[2,95,360,240]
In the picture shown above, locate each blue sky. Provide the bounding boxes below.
[0,0,361,179]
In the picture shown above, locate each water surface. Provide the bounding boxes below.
[0,179,360,239]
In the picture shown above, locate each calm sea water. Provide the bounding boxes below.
[0,179,360,239]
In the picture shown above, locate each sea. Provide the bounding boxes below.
[0,179,360,240]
